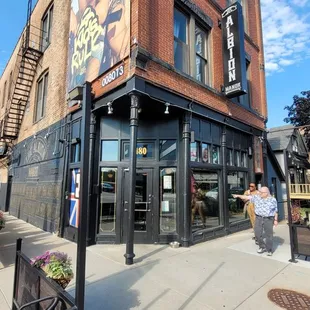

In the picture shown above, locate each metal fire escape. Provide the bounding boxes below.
[1,0,42,143]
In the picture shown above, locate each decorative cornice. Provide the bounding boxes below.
[178,0,213,28]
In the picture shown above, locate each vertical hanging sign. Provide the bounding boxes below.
[222,2,247,98]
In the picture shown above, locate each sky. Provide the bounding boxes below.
[0,0,309,130]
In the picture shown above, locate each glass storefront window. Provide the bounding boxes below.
[228,171,246,223]
[201,143,210,163]
[70,143,80,163]
[191,142,199,162]
[234,150,241,166]
[241,151,247,167]
[99,168,117,232]
[159,140,176,160]
[227,148,233,166]
[123,142,154,159]
[160,168,177,233]
[212,145,220,164]
[101,141,119,161]
[192,171,220,231]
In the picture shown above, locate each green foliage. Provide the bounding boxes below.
[32,251,74,281]
[284,90,310,149]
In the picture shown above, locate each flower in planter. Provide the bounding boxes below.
[0,211,5,230]
[31,251,74,288]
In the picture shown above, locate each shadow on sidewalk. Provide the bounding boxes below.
[68,259,162,310]
[0,215,68,269]
[273,236,285,252]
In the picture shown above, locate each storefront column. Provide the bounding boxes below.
[221,125,229,230]
[87,113,96,245]
[124,92,140,265]
[181,112,191,247]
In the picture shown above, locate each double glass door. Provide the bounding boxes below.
[122,169,153,243]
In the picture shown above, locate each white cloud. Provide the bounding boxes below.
[261,0,310,75]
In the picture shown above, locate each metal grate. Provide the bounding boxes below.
[268,289,310,309]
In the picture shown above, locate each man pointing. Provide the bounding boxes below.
[233,186,278,256]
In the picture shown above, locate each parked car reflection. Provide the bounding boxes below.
[102,182,114,193]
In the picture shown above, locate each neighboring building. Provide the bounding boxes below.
[0,0,268,246]
[267,125,310,218]
[266,141,286,220]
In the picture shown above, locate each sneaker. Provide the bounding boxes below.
[267,251,273,256]
[257,247,266,254]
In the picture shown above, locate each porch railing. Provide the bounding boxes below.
[290,184,310,199]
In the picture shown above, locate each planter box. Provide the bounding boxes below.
[12,239,76,310]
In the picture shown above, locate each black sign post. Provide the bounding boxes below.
[222,2,247,98]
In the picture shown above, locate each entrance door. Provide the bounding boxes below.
[122,169,153,243]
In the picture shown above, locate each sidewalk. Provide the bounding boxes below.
[1,213,309,310]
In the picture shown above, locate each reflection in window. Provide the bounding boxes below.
[241,151,247,167]
[228,171,246,223]
[191,142,199,162]
[192,171,220,231]
[70,143,80,163]
[234,151,240,166]
[160,140,176,160]
[227,149,233,166]
[212,145,220,164]
[174,8,189,73]
[195,26,208,84]
[201,143,210,163]
[99,168,117,232]
[101,140,119,161]
[160,168,177,233]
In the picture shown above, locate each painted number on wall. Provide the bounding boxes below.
[136,147,147,155]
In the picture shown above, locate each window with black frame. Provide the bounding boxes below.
[160,168,177,233]
[174,8,189,74]
[99,168,117,233]
[174,7,210,85]
[192,171,220,231]
[228,171,247,223]
[70,120,81,163]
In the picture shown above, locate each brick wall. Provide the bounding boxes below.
[17,0,71,142]
[131,0,267,130]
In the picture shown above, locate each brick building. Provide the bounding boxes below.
[0,0,268,247]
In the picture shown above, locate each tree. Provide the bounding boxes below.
[284,90,310,149]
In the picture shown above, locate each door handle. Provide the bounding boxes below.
[124,201,128,204]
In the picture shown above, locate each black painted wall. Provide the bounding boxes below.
[9,119,66,233]
[0,183,7,211]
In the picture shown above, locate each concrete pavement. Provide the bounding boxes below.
[0,213,309,310]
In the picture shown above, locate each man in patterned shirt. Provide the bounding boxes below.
[233,186,278,256]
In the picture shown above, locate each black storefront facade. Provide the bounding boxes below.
[63,75,264,247]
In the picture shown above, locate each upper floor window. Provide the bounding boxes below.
[195,26,209,84]
[174,8,189,74]
[41,4,53,51]
[2,81,7,108]
[174,7,210,85]
[227,0,248,34]
[34,72,48,122]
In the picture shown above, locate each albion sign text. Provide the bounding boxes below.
[222,2,247,98]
